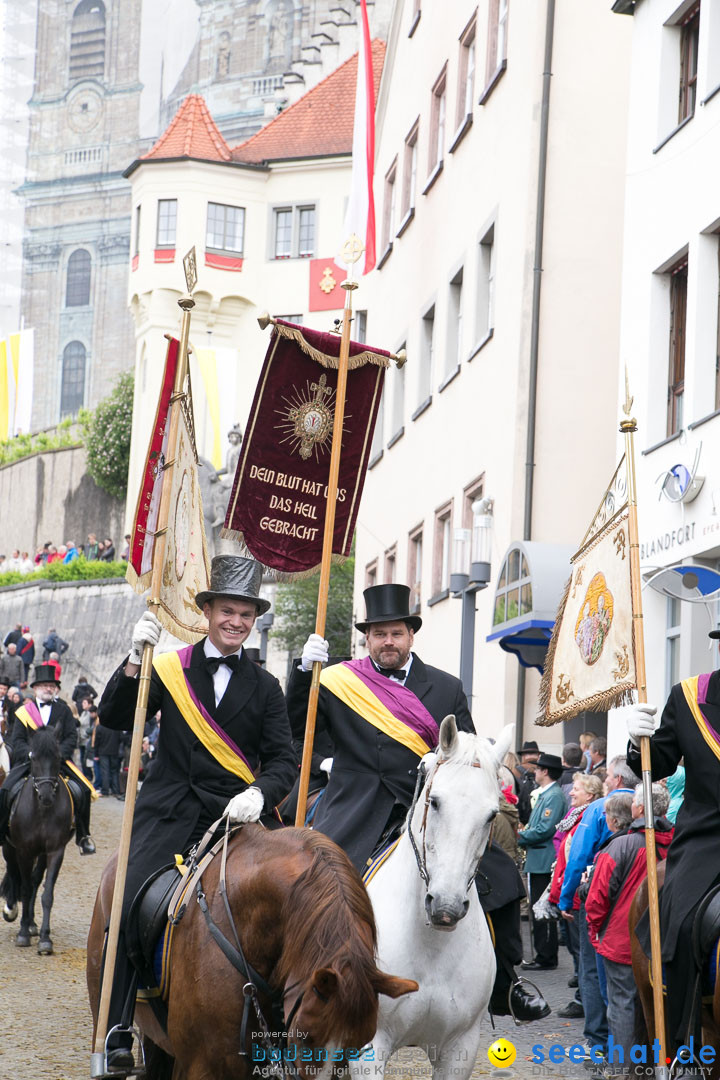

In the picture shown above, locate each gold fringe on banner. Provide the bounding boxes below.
[272,321,390,369]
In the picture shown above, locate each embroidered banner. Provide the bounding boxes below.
[321,658,438,758]
[126,337,211,643]
[538,459,637,725]
[222,320,389,577]
[153,648,256,783]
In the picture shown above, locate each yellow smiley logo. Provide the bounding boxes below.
[487,1038,517,1068]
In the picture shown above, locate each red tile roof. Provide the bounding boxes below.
[232,39,386,165]
[143,93,232,163]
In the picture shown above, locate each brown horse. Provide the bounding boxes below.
[630,860,720,1076]
[87,824,418,1080]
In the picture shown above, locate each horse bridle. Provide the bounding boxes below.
[407,757,494,895]
[32,775,60,797]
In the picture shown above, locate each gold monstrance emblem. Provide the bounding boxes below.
[276,374,335,460]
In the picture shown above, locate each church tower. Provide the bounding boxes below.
[20,0,143,428]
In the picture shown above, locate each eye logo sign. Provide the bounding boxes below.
[488,1039,517,1068]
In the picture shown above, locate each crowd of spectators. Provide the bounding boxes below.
[501,737,684,1069]
[0,532,133,575]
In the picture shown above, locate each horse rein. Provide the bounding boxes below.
[408,757,495,894]
[32,775,60,797]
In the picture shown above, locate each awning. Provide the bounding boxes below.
[644,563,720,603]
[486,540,573,671]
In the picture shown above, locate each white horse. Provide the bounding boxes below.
[351,716,515,1080]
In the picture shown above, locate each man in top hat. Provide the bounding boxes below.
[288,583,551,1023]
[514,739,540,824]
[617,625,720,1052]
[97,555,297,1072]
[0,664,96,854]
[517,752,567,970]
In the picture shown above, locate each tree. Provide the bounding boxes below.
[272,551,355,660]
[81,371,134,499]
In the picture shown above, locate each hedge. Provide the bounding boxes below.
[0,558,128,590]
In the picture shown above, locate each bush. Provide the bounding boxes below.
[272,551,355,660]
[0,558,127,590]
[0,418,79,467]
[81,371,134,499]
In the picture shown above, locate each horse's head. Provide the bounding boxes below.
[29,727,62,806]
[412,716,515,930]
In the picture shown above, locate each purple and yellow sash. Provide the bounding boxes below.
[681,673,720,763]
[153,646,256,785]
[16,702,98,797]
[320,657,439,758]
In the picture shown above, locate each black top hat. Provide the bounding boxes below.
[709,629,720,640]
[31,663,61,688]
[0,673,10,687]
[536,752,563,772]
[517,740,540,755]
[354,584,422,633]
[195,555,271,616]
[244,648,265,666]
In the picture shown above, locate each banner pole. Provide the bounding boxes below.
[91,287,195,1076]
[620,402,668,1075]
[295,279,357,828]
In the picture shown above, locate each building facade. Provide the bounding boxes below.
[611,0,720,726]
[352,0,633,746]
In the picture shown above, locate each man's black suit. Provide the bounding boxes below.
[628,669,720,1046]
[99,639,297,905]
[286,653,473,870]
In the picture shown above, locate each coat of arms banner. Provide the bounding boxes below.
[538,458,637,725]
[222,320,389,577]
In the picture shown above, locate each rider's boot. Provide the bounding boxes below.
[74,786,96,854]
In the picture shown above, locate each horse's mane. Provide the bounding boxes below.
[30,725,61,766]
[278,831,378,1045]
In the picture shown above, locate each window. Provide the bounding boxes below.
[382,159,397,252]
[384,546,397,584]
[133,205,141,258]
[418,304,434,406]
[401,122,419,220]
[391,351,406,437]
[456,15,477,127]
[156,199,177,247]
[679,4,700,123]
[463,475,485,527]
[476,224,495,342]
[666,596,681,696]
[69,0,105,82]
[485,0,508,85]
[365,559,378,588]
[65,249,91,307]
[408,527,423,611]
[446,267,463,375]
[432,502,453,598]
[667,258,688,436]
[60,341,86,417]
[355,310,367,343]
[493,546,531,626]
[370,384,384,460]
[429,68,447,174]
[273,205,315,259]
[206,202,245,253]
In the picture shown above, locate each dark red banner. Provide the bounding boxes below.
[222,320,388,576]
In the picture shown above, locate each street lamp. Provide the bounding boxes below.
[255,611,274,662]
[451,497,494,703]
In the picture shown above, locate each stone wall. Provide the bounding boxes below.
[0,578,146,697]
[0,444,125,557]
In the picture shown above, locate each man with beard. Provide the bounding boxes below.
[287,583,550,1023]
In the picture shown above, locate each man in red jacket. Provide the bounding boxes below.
[585,783,673,1062]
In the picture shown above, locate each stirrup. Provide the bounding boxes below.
[90,1025,146,1079]
[508,976,544,1027]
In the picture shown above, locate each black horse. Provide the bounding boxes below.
[1,726,74,954]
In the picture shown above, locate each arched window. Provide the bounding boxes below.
[70,1,105,82]
[66,249,91,307]
[60,342,86,417]
[493,546,532,626]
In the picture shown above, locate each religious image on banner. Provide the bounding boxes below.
[538,458,637,726]
[126,337,210,642]
[222,320,390,577]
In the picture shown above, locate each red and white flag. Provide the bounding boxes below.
[336,0,376,276]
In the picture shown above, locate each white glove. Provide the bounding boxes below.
[301,633,329,672]
[319,757,333,775]
[615,702,659,747]
[129,611,162,665]
[224,786,264,823]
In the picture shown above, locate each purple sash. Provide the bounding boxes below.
[175,645,255,778]
[22,700,43,728]
[343,656,440,750]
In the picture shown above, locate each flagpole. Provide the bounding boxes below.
[91,258,196,1077]
[295,277,357,828]
[620,392,668,1074]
